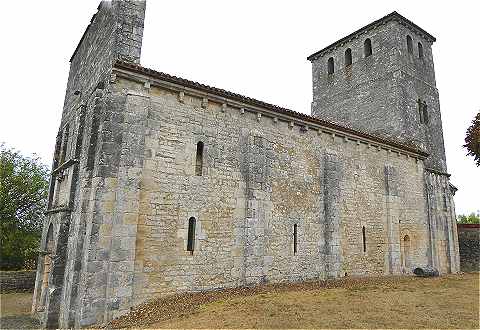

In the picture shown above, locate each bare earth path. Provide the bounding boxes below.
[111,273,479,329]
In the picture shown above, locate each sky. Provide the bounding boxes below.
[0,0,478,215]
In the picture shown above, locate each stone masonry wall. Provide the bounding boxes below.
[32,1,146,328]
[75,71,435,324]
[0,271,36,293]
[310,19,447,172]
[37,5,460,328]
[457,224,480,272]
[62,0,145,124]
[424,172,460,274]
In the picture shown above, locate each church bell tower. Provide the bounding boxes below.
[308,12,447,173]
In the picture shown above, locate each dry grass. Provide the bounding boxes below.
[2,275,477,329]
[112,273,480,329]
[0,292,32,317]
[0,292,39,329]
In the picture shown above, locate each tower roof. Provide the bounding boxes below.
[307,11,436,61]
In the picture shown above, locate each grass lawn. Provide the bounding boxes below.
[2,274,478,328]
[0,292,32,317]
[0,292,39,329]
[112,272,479,329]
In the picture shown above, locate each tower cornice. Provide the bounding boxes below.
[307,11,436,61]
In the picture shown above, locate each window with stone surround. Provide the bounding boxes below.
[327,57,334,75]
[364,38,372,57]
[418,99,429,124]
[403,235,411,269]
[187,217,196,253]
[344,48,352,67]
[195,141,204,176]
[418,42,424,59]
[293,224,298,255]
[407,35,413,54]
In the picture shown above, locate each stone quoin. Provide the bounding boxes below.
[32,1,460,328]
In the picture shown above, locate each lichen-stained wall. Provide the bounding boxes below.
[424,171,460,274]
[62,0,146,124]
[457,224,480,272]
[310,19,447,172]
[32,1,146,328]
[87,73,433,319]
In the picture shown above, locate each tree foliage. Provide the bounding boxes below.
[464,111,480,166]
[0,143,49,270]
[457,212,480,224]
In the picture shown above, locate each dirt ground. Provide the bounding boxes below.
[0,292,39,329]
[111,272,479,329]
[1,274,478,329]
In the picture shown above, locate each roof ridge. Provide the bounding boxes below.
[113,60,429,158]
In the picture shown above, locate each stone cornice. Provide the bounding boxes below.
[425,167,451,177]
[112,61,430,160]
[307,11,436,61]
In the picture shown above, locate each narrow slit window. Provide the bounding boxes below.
[187,217,196,253]
[417,99,425,124]
[362,226,366,253]
[418,42,424,59]
[195,141,204,176]
[344,48,352,67]
[422,102,429,124]
[293,224,298,255]
[364,38,372,57]
[407,35,413,54]
[327,57,334,75]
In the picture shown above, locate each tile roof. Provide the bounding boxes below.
[114,60,429,158]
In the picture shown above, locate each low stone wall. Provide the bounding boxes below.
[457,224,480,272]
[0,270,37,293]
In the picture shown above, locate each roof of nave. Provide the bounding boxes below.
[307,11,436,61]
[113,60,430,159]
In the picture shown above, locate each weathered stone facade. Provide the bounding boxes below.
[32,3,460,328]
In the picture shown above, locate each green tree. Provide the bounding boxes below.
[0,143,49,270]
[457,212,480,224]
[464,111,480,166]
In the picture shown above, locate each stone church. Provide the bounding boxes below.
[32,1,460,328]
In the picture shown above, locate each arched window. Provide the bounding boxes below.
[195,141,204,176]
[187,217,196,253]
[327,57,334,75]
[418,42,424,59]
[362,226,366,253]
[406,35,413,54]
[364,38,372,57]
[403,235,411,269]
[293,224,298,255]
[418,99,429,124]
[344,48,352,67]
